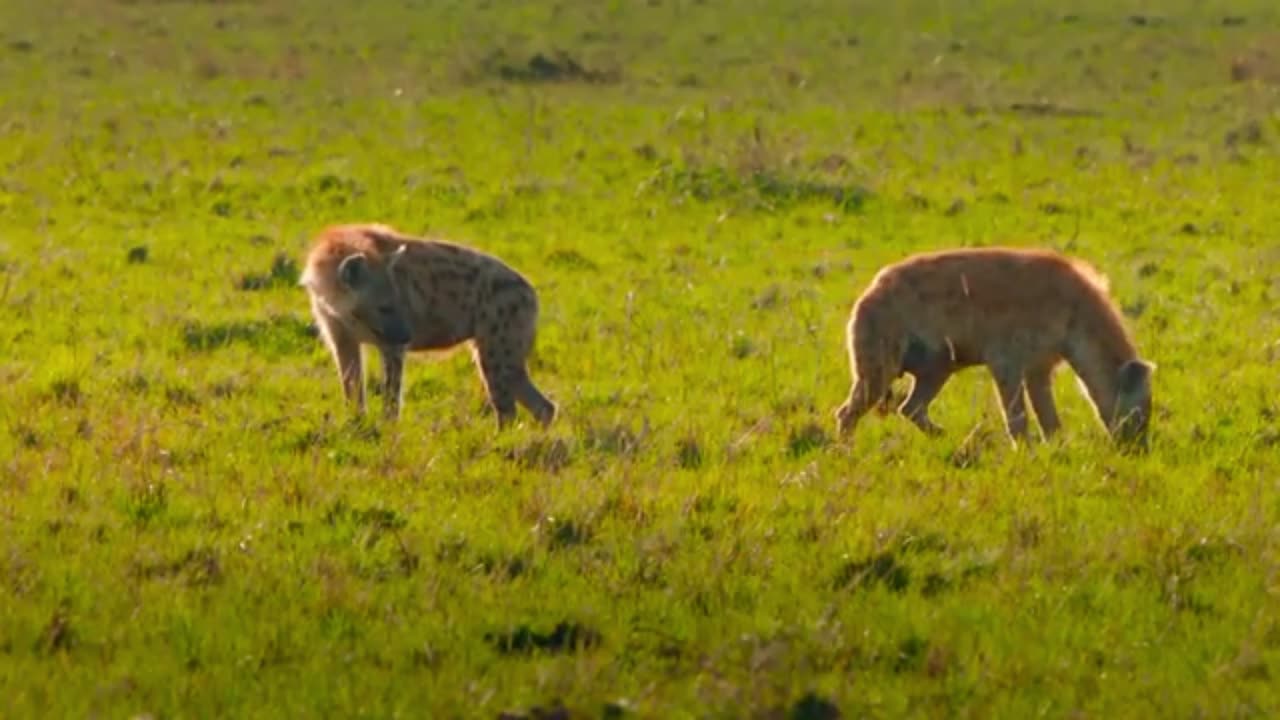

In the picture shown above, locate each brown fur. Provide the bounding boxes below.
[300,223,557,427]
[833,247,1155,447]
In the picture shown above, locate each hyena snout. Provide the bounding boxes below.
[337,249,412,346]
[1111,402,1151,450]
[372,303,412,346]
[1110,358,1156,450]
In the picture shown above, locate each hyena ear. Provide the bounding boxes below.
[1117,359,1155,394]
[387,244,407,270]
[338,253,368,289]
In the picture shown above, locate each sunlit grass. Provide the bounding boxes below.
[2,0,1280,716]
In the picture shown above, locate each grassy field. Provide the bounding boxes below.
[2,0,1280,716]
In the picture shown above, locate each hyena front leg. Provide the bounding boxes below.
[1025,366,1061,439]
[899,366,950,436]
[378,344,407,420]
[315,310,365,413]
[897,339,952,436]
[986,357,1031,442]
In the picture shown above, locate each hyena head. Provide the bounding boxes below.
[333,246,411,346]
[1111,358,1155,448]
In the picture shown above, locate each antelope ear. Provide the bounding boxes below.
[338,253,368,288]
[1118,359,1155,393]
[387,244,407,270]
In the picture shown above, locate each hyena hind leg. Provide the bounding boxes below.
[482,363,557,429]
[515,370,557,427]
[473,349,521,429]
[475,312,556,428]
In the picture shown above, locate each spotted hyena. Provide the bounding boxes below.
[833,247,1155,448]
[299,223,557,427]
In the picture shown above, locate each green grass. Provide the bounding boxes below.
[3,0,1280,716]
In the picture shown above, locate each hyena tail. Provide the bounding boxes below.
[834,303,903,435]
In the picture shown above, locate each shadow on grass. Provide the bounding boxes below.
[642,164,872,213]
[484,621,602,655]
[181,315,316,356]
[236,253,299,291]
[477,49,621,84]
